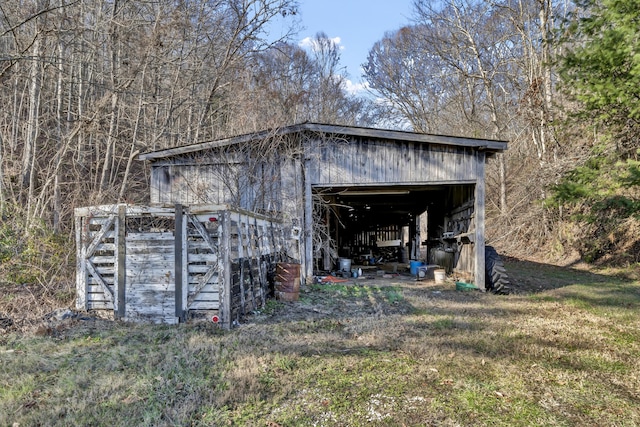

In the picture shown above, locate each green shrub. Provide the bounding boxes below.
[0,208,73,288]
[547,155,640,263]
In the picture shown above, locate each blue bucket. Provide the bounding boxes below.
[410,261,425,275]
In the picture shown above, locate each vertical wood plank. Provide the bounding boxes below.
[220,210,232,329]
[304,158,313,284]
[247,218,259,310]
[150,169,158,204]
[116,204,126,319]
[174,204,184,321]
[181,208,188,317]
[237,215,247,314]
[474,151,486,290]
[167,166,174,203]
[75,214,88,310]
[253,216,266,307]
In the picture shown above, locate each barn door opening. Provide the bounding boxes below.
[311,184,477,281]
[312,186,432,272]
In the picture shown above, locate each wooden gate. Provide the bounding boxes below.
[75,209,120,313]
[75,204,286,326]
[183,211,221,315]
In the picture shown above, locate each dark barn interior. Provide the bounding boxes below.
[313,184,476,276]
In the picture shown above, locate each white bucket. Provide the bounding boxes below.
[434,269,446,284]
[338,258,351,272]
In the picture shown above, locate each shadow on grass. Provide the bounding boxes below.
[251,257,640,359]
[503,257,631,292]
[254,257,639,331]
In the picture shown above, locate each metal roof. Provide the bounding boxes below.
[137,122,508,161]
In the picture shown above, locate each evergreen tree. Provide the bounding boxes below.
[560,0,640,154]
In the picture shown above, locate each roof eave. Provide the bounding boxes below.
[137,122,508,161]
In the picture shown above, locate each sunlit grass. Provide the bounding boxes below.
[1,260,639,426]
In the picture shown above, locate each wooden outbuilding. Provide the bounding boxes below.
[138,123,507,291]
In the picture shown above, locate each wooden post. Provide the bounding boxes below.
[323,207,331,271]
[304,159,313,284]
[219,210,232,329]
[410,215,418,260]
[115,204,126,319]
[236,215,246,315]
[174,204,184,322]
[474,151,486,290]
[256,218,268,307]
[75,214,88,311]
[181,209,188,320]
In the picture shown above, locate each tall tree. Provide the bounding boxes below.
[0,0,300,231]
[542,0,640,263]
[365,1,522,214]
[245,34,370,127]
[364,0,570,219]
[364,25,451,133]
[559,0,640,156]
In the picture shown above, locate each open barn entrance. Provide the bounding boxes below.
[313,184,477,280]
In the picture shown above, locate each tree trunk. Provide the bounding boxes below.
[99,0,120,197]
[54,24,65,232]
[0,133,4,214]
[22,36,42,191]
[24,35,43,229]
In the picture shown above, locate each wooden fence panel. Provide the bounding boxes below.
[125,232,177,324]
[75,204,285,326]
[186,213,220,312]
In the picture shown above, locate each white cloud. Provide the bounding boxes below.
[344,79,368,95]
[299,36,345,51]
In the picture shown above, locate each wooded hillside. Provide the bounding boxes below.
[1,0,638,312]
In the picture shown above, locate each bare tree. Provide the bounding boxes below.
[364,0,569,220]
[236,35,370,128]
[0,0,302,234]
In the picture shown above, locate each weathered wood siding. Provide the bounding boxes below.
[150,160,285,212]
[227,211,285,324]
[125,231,177,323]
[150,156,305,264]
[149,137,477,208]
[151,164,234,206]
[75,204,286,326]
[305,138,478,185]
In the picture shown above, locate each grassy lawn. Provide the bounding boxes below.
[1,260,639,426]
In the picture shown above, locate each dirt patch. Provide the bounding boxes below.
[248,258,617,325]
[250,271,486,325]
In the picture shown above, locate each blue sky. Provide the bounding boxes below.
[272,0,415,94]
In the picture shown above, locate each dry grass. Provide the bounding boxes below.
[1,260,639,426]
